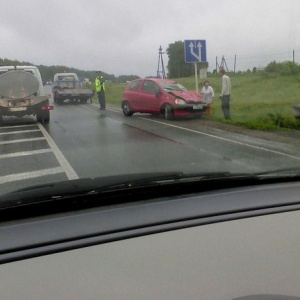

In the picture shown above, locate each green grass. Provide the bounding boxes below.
[93,73,300,130]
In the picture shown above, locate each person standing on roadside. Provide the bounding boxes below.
[95,71,106,110]
[200,80,215,116]
[219,69,231,119]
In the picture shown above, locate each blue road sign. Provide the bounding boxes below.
[184,40,207,63]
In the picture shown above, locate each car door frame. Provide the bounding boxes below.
[138,79,162,113]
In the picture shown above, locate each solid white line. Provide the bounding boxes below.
[0,129,40,135]
[0,137,45,145]
[107,107,122,113]
[100,105,300,161]
[37,123,79,180]
[0,124,37,130]
[0,149,52,159]
[0,167,64,184]
[139,117,300,161]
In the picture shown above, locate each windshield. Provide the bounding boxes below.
[0,0,300,197]
[160,82,188,91]
[2,1,300,298]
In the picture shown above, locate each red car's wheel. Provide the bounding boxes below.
[163,104,174,120]
[122,101,133,117]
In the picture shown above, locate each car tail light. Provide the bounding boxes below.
[42,105,54,111]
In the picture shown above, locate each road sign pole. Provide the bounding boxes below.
[194,63,198,93]
[184,39,206,93]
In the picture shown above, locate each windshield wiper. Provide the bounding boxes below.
[254,167,300,178]
[0,171,254,209]
[3,168,300,210]
[4,167,300,213]
[0,170,297,221]
[0,172,181,208]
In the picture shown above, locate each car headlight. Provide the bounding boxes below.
[175,98,186,105]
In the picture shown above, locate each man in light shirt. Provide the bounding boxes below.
[219,69,231,119]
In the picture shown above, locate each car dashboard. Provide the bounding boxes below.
[1,178,300,299]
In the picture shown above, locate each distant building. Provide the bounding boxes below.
[255,67,265,72]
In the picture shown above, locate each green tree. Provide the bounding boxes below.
[0,57,138,83]
[117,75,140,83]
[265,60,300,76]
[166,41,194,78]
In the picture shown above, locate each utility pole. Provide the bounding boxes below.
[216,56,229,73]
[293,50,295,63]
[157,46,166,79]
[234,54,236,73]
[219,56,229,72]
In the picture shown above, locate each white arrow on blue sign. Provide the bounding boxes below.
[184,40,207,63]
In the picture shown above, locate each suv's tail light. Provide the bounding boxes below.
[42,105,54,111]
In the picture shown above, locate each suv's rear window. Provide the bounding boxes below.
[0,70,34,76]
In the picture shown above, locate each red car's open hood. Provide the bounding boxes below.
[169,90,203,102]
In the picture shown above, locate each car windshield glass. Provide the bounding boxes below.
[160,82,187,91]
[0,0,299,202]
[2,2,300,298]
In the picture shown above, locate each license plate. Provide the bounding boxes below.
[8,107,27,111]
[193,104,203,110]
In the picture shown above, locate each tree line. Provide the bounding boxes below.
[264,60,300,76]
[0,58,139,83]
[0,41,202,82]
[2,45,293,83]
[166,41,300,78]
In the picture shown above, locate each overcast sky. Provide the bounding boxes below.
[1,0,300,77]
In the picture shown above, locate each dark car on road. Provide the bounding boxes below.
[122,78,208,119]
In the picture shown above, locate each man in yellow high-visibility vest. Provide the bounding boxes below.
[95,71,106,110]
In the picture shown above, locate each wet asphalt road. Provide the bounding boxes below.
[1,86,300,194]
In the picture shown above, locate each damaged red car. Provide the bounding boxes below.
[122,78,208,119]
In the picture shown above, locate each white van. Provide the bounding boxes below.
[0,65,53,124]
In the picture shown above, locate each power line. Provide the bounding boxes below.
[215,49,300,72]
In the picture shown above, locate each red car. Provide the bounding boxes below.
[121,78,208,119]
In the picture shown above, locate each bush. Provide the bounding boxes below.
[256,112,300,130]
[265,61,300,76]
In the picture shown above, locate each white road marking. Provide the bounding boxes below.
[100,106,300,162]
[107,107,122,113]
[37,123,79,180]
[0,123,79,185]
[0,149,52,159]
[103,106,300,161]
[0,137,45,145]
[0,129,40,135]
[139,117,300,161]
[0,124,37,130]
[0,167,65,184]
